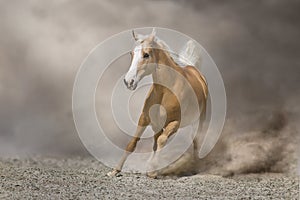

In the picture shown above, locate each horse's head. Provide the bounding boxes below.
[124,29,158,90]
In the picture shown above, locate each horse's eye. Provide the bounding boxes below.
[143,53,149,58]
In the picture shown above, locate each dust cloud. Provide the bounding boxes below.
[0,0,299,175]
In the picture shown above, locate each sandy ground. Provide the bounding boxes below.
[0,157,298,199]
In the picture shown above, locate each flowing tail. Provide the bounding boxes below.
[179,40,202,69]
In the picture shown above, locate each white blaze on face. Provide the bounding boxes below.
[125,45,142,85]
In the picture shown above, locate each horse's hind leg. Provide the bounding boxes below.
[192,120,202,158]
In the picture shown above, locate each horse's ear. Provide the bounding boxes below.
[132,30,138,41]
[149,28,156,42]
[151,28,156,36]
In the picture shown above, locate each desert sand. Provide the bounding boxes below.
[0,157,298,199]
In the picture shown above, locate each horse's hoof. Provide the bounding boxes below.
[146,171,158,179]
[107,169,120,177]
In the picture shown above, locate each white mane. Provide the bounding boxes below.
[178,40,202,69]
[156,37,202,68]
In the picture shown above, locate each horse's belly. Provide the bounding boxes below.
[149,88,201,129]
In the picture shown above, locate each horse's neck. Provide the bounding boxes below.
[152,50,184,89]
[158,49,181,69]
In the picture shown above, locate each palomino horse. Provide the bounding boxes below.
[108,29,208,177]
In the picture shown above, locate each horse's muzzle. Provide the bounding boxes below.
[124,78,137,90]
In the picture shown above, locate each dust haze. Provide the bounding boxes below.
[0,0,299,175]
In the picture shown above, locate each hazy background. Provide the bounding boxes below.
[0,0,299,173]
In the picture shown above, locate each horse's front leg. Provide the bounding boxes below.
[107,113,150,177]
[147,120,180,178]
[146,128,163,171]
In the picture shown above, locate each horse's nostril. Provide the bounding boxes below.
[123,79,128,86]
[130,79,134,85]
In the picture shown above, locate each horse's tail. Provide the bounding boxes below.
[179,40,202,69]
